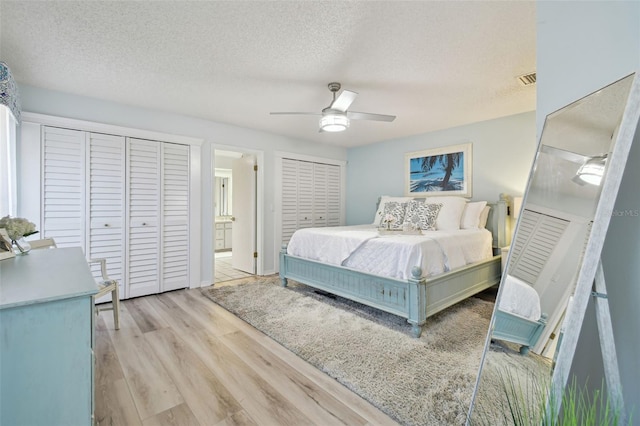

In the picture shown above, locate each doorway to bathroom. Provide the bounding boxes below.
[214,149,259,284]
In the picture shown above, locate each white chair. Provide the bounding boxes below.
[89,258,120,330]
[30,238,120,329]
[28,238,57,250]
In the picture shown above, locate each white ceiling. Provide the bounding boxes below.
[1,1,536,148]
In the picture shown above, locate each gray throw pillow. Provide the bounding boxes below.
[404,201,442,231]
[380,202,407,229]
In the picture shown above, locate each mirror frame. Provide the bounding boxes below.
[549,71,640,418]
[467,71,640,423]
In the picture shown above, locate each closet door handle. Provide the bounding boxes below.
[142,222,147,226]
[104,223,110,227]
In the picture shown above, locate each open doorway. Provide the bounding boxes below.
[214,149,258,284]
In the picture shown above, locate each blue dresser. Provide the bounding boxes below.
[0,247,98,425]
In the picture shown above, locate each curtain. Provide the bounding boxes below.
[0,62,21,216]
[0,62,21,123]
[0,107,17,216]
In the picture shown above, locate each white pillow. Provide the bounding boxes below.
[373,196,414,225]
[423,196,468,230]
[461,201,488,229]
[478,205,491,229]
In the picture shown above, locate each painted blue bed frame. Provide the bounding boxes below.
[279,199,508,338]
[493,310,548,355]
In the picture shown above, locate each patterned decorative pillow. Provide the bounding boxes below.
[404,201,442,231]
[380,202,407,229]
[373,196,414,225]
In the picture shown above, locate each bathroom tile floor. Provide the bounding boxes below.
[214,251,254,283]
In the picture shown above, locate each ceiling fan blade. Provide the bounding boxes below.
[270,112,321,116]
[330,90,358,112]
[347,111,396,122]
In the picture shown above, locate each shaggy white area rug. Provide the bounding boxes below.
[206,277,496,426]
[470,340,553,425]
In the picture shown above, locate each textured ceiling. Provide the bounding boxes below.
[0,1,536,148]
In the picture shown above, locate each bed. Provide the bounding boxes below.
[493,275,548,355]
[279,196,508,338]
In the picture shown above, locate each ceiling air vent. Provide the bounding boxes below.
[518,72,537,86]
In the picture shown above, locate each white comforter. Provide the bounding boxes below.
[286,224,493,280]
[498,275,542,321]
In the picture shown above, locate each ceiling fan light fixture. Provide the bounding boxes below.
[576,154,607,185]
[319,113,349,132]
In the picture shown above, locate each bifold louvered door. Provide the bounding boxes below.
[508,209,570,284]
[281,159,299,244]
[87,133,126,301]
[281,158,342,245]
[42,129,127,299]
[42,127,190,300]
[127,139,161,298]
[42,127,86,247]
[161,143,190,292]
[325,164,341,226]
[297,161,314,229]
[313,163,328,226]
[127,139,191,297]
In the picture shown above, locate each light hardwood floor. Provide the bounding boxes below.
[95,278,400,426]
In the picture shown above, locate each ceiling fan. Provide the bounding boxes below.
[270,82,396,132]
[540,145,608,186]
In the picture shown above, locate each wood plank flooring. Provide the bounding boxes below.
[95,278,400,426]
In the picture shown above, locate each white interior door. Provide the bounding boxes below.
[231,155,256,274]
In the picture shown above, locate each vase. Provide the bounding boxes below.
[12,238,31,255]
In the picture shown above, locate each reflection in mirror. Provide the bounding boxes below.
[215,168,232,216]
[468,73,637,424]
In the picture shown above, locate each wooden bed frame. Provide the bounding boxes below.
[279,199,508,338]
[492,310,548,355]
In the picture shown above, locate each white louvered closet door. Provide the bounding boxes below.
[312,163,328,226]
[297,161,314,229]
[87,133,126,301]
[161,143,190,292]
[281,159,299,245]
[281,158,343,246]
[508,209,570,285]
[41,127,86,247]
[313,163,329,227]
[127,139,161,298]
[326,164,341,226]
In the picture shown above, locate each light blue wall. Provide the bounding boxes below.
[537,0,640,421]
[19,84,348,280]
[345,111,536,225]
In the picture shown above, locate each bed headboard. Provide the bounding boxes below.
[487,196,510,249]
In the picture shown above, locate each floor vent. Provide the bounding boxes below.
[518,72,537,86]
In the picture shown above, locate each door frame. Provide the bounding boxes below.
[211,145,264,280]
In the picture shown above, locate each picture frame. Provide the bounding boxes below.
[0,228,16,260]
[404,142,472,197]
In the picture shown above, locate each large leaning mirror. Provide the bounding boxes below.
[467,72,640,424]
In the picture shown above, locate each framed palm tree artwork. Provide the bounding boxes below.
[404,142,472,197]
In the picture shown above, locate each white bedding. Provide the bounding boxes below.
[498,275,542,321]
[286,224,493,280]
